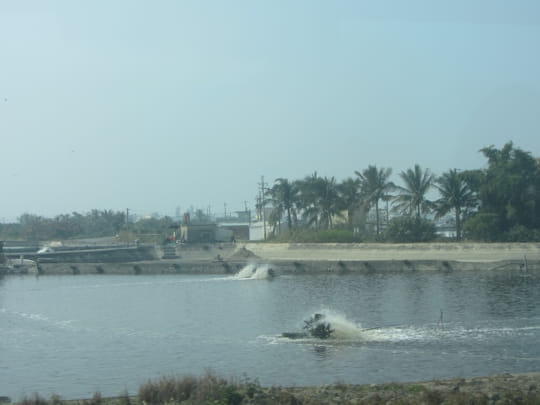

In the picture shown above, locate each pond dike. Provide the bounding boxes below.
[23,242,540,275]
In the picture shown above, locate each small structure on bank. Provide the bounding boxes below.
[179,213,217,243]
[178,212,249,243]
[0,241,6,270]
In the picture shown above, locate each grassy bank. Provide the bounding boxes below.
[11,371,540,405]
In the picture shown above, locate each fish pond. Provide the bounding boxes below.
[1,266,539,399]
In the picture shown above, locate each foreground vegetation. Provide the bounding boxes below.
[11,371,540,405]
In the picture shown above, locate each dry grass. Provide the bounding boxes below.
[18,394,48,405]
[137,371,248,405]
[12,372,540,405]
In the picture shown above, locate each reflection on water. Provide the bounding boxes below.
[0,270,539,399]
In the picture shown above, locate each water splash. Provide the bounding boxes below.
[4,309,75,330]
[281,309,366,341]
[313,309,365,339]
[234,263,274,280]
[235,263,257,278]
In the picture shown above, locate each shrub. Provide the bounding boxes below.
[271,229,362,243]
[138,375,197,404]
[118,390,130,405]
[191,370,226,403]
[80,391,102,405]
[19,393,48,405]
[384,216,436,243]
[505,224,537,242]
[462,213,501,241]
[48,394,63,405]
[136,371,252,405]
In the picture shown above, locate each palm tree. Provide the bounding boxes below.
[435,169,477,241]
[394,164,435,218]
[338,177,361,230]
[296,173,342,229]
[355,165,394,235]
[297,172,323,228]
[267,206,282,236]
[270,178,299,231]
[318,176,343,229]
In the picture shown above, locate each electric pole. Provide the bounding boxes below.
[258,176,267,240]
[244,200,250,224]
[126,208,130,246]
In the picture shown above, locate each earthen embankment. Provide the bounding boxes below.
[26,242,540,275]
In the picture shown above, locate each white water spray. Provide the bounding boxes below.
[234,263,275,280]
[235,263,257,278]
[303,309,365,340]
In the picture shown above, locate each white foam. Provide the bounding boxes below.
[235,263,258,278]
[304,309,365,340]
[278,308,540,346]
[234,263,274,280]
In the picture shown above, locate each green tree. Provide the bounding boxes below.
[270,178,299,231]
[384,216,437,243]
[355,165,394,235]
[52,214,81,239]
[297,172,324,228]
[338,177,361,230]
[18,214,49,241]
[477,142,540,233]
[393,164,435,219]
[267,206,282,236]
[318,176,343,229]
[296,173,342,229]
[462,213,501,242]
[434,169,477,241]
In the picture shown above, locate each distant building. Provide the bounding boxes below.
[217,223,249,241]
[436,225,457,239]
[180,223,217,243]
[435,216,457,239]
[0,241,5,264]
[249,221,265,241]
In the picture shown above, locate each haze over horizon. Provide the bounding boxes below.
[1,1,539,222]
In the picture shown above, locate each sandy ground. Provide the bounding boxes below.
[253,372,540,404]
[239,242,540,262]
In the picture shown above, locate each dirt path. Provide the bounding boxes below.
[250,372,540,404]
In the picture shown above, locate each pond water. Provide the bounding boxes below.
[1,267,539,399]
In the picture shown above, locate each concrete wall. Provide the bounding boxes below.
[19,246,157,263]
[32,257,539,276]
[5,242,539,276]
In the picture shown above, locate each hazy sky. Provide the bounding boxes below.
[1,1,539,222]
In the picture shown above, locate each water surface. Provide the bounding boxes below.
[1,268,539,399]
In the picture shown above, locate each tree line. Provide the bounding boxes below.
[263,141,540,242]
[0,209,175,242]
[1,141,538,243]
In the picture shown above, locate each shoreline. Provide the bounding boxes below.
[10,372,540,404]
[268,371,540,404]
[3,242,540,275]
[27,257,540,276]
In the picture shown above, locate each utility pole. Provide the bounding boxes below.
[258,176,267,240]
[244,200,250,224]
[126,208,130,246]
